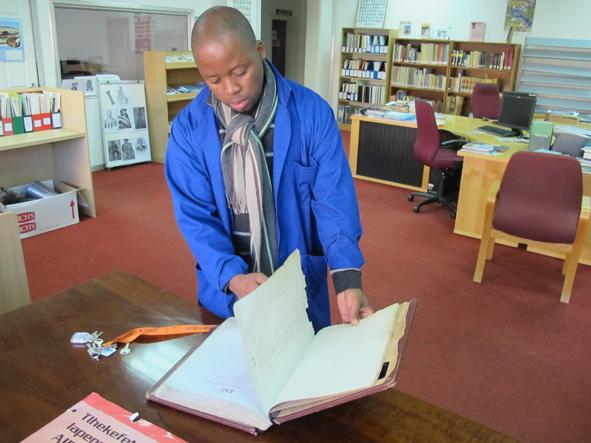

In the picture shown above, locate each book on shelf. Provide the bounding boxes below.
[0,90,62,137]
[393,42,449,65]
[147,250,415,435]
[339,82,385,105]
[448,76,497,94]
[342,32,388,54]
[342,59,386,80]
[445,95,464,115]
[451,49,514,70]
[391,66,446,90]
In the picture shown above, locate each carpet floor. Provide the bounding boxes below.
[21,145,591,442]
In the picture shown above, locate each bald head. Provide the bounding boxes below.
[192,6,256,53]
[191,6,266,113]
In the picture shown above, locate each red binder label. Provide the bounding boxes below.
[40,112,52,130]
[2,118,13,136]
[32,114,43,131]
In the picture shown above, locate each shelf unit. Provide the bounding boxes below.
[0,211,30,315]
[144,51,203,163]
[516,37,591,114]
[0,87,96,218]
[390,38,520,115]
[337,28,397,130]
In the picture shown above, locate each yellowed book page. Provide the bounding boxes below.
[274,303,402,405]
[233,250,315,413]
[149,318,272,431]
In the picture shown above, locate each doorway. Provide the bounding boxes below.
[272,19,287,76]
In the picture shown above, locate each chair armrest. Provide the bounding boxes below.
[487,181,501,204]
[441,139,467,150]
[581,196,590,220]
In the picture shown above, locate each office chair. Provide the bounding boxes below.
[551,132,588,157]
[471,83,501,120]
[473,151,590,303]
[407,99,465,218]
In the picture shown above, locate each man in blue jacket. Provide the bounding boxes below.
[165,6,373,331]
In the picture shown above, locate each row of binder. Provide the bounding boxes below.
[0,91,62,137]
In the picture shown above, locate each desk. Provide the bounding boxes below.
[0,272,514,442]
[349,113,591,265]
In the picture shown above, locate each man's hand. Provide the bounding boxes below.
[228,273,268,298]
[336,288,374,325]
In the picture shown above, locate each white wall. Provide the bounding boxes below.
[260,0,307,83]
[311,0,591,111]
[303,0,335,96]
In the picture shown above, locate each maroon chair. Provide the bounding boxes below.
[473,151,590,303]
[472,83,501,120]
[408,99,464,218]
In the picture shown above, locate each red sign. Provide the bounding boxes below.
[17,211,37,234]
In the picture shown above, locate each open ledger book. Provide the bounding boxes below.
[147,250,416,434]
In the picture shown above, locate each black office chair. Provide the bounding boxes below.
[552,132,588,157]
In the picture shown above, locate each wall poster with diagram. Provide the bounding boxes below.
[98,80,152,168]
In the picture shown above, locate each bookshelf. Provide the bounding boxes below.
[391,39,450,113]
[337,28,397,130]
[447,40,520,115]
[0,87,96,218]
[390,38,520,116]
[516,37,591,115]
[144,51,203,163]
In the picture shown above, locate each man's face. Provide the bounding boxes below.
[194,35,265,113]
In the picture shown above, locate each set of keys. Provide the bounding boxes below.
[70,331,130,360]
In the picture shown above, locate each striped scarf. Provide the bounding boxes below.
[213,61,278,276]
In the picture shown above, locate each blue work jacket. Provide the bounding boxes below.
[165,64,364,331]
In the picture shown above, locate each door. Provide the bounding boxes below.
[272,19,287,77]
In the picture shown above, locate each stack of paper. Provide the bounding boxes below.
[383,111,415,121]
[461,142,497,154]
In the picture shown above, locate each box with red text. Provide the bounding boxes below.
[5,180,81,239]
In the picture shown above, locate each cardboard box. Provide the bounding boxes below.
[5,180,81,239]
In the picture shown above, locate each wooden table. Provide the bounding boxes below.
[0,272,514,442]
[349,113,591,265]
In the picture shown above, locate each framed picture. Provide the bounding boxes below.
[470,22,486,42]
[399,21,411,37]
[433,27,451,40]
[98,81,152,168]
[420,23,431,39]
[74,76,98,97]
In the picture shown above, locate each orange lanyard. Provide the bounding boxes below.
[102,324,216,348]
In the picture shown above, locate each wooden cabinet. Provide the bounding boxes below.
[390,38,520,116]
[0,211,30,315]
[337,28,396,130]
[144,51,203,163]
[0,87,96,217]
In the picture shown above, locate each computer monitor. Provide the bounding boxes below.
[496,92,537,136]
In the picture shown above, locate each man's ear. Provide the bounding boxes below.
[255,40,266,60]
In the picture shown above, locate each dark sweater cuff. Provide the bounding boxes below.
[332,269,362,294]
